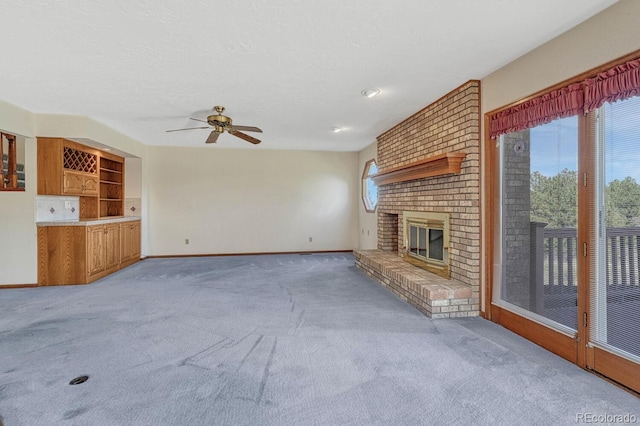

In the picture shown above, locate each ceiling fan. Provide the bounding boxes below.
[166,106,262,144]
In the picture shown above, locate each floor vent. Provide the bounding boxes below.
[69,375,89,385]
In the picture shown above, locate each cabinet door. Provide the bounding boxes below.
[104,223,120,270]
[83,175,100,196]
[131,222,141,258]
[87,225,105,276]
[120,221,141,263]
[63,171,85,195]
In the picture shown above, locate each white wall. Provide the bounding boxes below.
[483,0,640,114]
[481,0,640,309]
[358,141,378,250]
[125,158,142,199]
[0,100,37,285]
[145,146,359,256]
[0,138,38,284]
[35,114,146,159]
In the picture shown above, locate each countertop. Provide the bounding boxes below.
[36,216,141,227]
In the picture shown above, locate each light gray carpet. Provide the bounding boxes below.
[0,253,637,425]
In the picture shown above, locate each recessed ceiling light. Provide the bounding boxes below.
[361,88,380,98]
[332,127,343,133]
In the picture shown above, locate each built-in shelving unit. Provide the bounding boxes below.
[37,138,126,219]
[36,138,140,286]
[99,155,124,218]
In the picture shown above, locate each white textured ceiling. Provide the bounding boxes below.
[0,0,617,151]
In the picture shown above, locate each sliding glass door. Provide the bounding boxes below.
[489,54,640,393]
[499,116,579,333]
[590,97,640,370]
[495,97,640,390]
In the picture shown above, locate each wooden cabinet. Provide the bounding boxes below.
[86,225,106,276]
[37,137,136,286]
[37,137,125,219]
[63,170,99,196]
[120,220,141,267]
[87,223,120,278]
[38,138,98,193]
[37,219,140,285]
[105,224,121,270]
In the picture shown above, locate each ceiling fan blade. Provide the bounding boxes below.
[205,131,221,144]
[230,125,262,133]
[166,126,209,132]
[189,117,209,124]
[230,130,261,145]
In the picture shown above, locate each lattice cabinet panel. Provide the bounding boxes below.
[63,146,97,174]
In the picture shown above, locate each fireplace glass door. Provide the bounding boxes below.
[404,212,450,278]
[408,224,443,263]
[429,229,444,261]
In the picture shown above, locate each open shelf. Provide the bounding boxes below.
[99,156,124,217]
[100,167,122,174]
[371,152,466,186]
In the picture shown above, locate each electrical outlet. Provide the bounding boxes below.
[308,237,312,243]
[185,239,189,245]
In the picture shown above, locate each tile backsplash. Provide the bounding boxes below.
[35,195,80,222]
[125,198,141,217]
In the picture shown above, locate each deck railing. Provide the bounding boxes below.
[530,223,640,310]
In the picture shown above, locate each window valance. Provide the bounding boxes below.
[489,56,640,139]
[489,83,583,139]
[584,58,640,113]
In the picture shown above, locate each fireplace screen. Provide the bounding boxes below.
[404,211,449,277]
[408,226,444,261]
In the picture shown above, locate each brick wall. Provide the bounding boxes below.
[378,213,398,251]
[502,130,532,309]
[376,80,481,293]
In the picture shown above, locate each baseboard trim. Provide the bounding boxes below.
[587,367,640,398]
[0,283,39,289]
[491,304,578,364]
[146,250,353,259]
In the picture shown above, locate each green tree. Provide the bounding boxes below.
[605,177,640,227]
[530,172,640,228]
[530,169,578,228]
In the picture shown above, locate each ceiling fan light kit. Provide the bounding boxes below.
[166,106,262,145]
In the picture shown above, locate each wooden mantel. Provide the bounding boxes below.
[371,152,466,186]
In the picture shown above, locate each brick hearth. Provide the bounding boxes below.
[355,249,478,318]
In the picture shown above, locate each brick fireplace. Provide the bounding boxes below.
[355,80,481,318]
